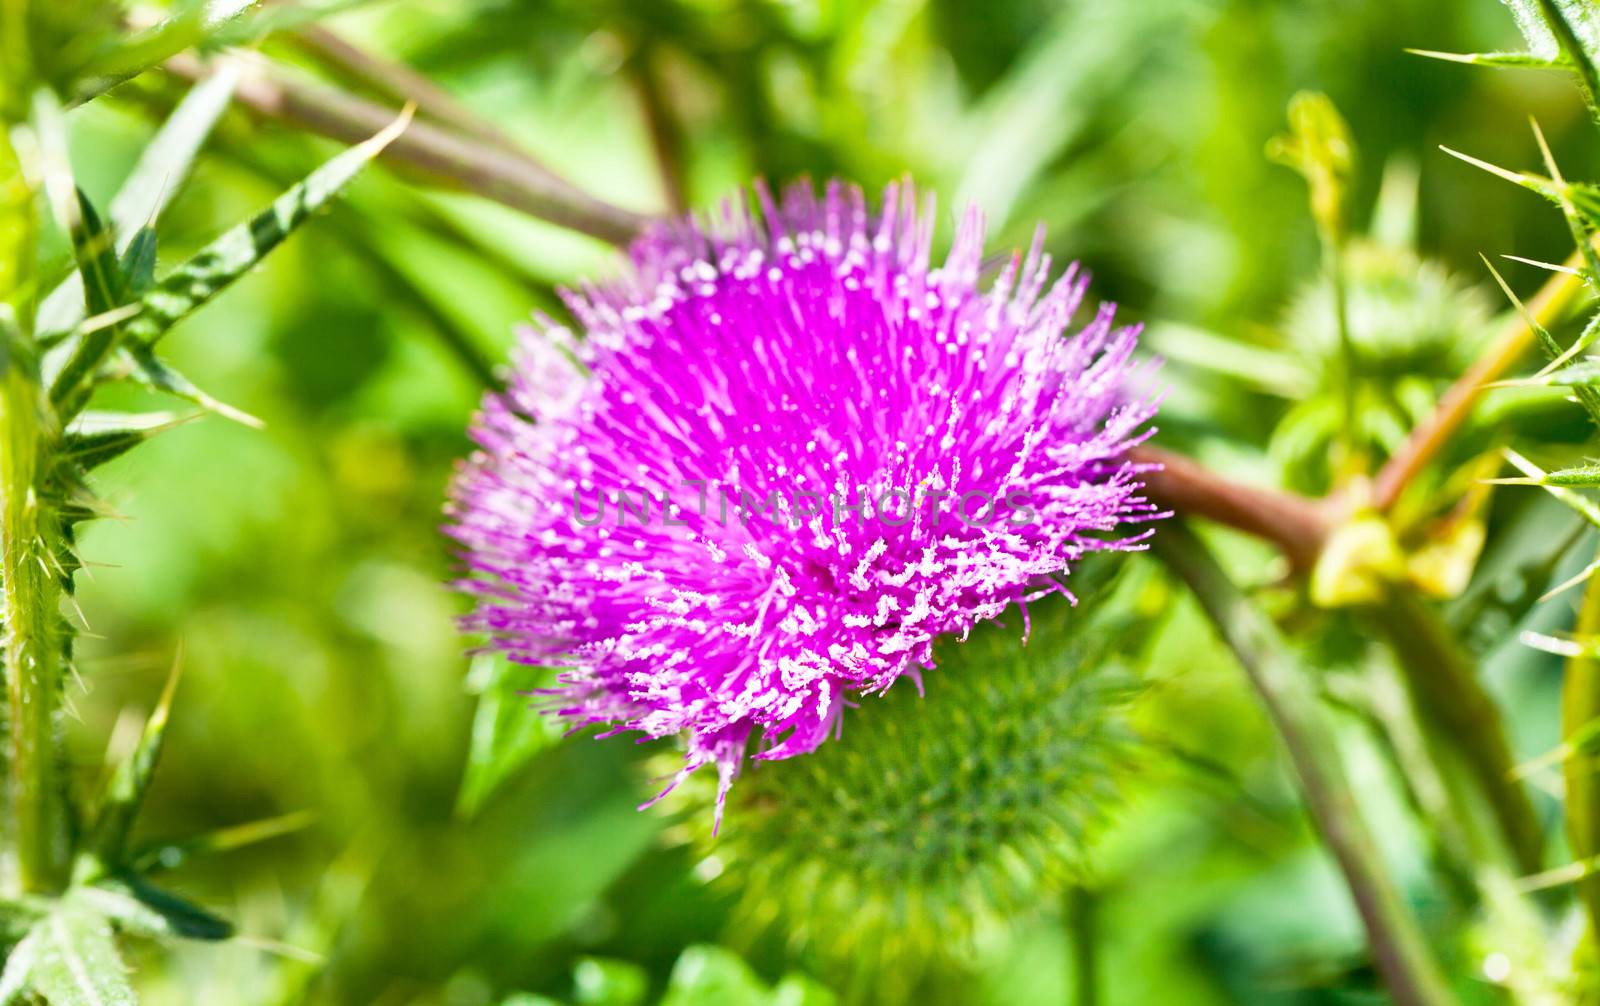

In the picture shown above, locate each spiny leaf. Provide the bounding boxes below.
[39,67,239,335]
[1480,254,1564,360]
[1481,254,1600,424]
[66,190,125,318]
[1406,47,1566,68]
[25,904,136,1006]
[75,1,255,102]
[120,345,262,428]
[72,878,232,942]
[1501,463,1600,487]
[1500,0,1600,67]
[1535,309,1600,376]
[108,65,239,241]
[1530,117,1600,281]
[48,190,131,417]
[1523,629,1600,658]
[1532,0,1600,120]
[0,926,37,1006]
[135,810,316,874]
[115,105,414,348]
[1500,449,1600,528]
[82,654,183,875]
[1496,360,1600,388]
[120,228,157,298]
[62,411,193,472]
[1503,252,1585,276]
[1442,143,1600,239]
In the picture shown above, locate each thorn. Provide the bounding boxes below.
[1502,253,1584,277]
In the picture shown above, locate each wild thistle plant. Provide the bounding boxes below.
[11,1,1600,1005]
[0,4,406,1001]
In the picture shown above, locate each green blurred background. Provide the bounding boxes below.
[52,0,1597,1002]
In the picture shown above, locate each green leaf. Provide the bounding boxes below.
[61,411,191,472]
[75,2,255,102]
[120,229,157,298]
[572,957,647,1006]
[1498,450,1600,501]
[0,926,37,1005]
[72,878,232,942]
[108,66,239,241]
[1443,143,1600,239]
[120,345,262,428]
[1501,0,1600,64]
[768,976,837,1006]
[39,67,239,335]
[1266,91,1355,242]
[1517,0,1600,120]
[115,106,413,348]
[1480,254,1600,426]
[66,190,125,318]
[1406,47,1566,68]
[22,904,136,1006]
[659,947,769,1006]
[81,656,183,876]
[456,655,563,818]
[134,810,315,874]
[48,190,131,416]
[1498,360,1600,388]
[1524,463,1600,487]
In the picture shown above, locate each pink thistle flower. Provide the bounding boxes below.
[446,180,1161,827]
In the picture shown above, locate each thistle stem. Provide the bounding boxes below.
[162,52,650,246]
[1153,521,1453,1006]
[1373,247,1589,511]
[1132,445,1331,571]
[0,333,68,895]
[1566,559,1600,935]
[285,24,525,158]
[1368,590,1544,873]
[1066,885,1098,1006]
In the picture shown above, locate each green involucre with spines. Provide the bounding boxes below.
[654,580,1145,1001]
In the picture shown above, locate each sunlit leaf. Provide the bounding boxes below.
[120,345,262,428]
[1496,462,1600,487]
[572,957,647,1006]
[659,946,770,1006]
[19,903,136,1006]
[39,67,239,334]
[456,655,562,818]
[73,878,232,943]
[116,106,413,348]
[134,811,316,874]
[61,411,191,472]
[1498,360,1600,388]
[81,655,183,875]
[1500,0,1600,64]
[1406,47,1566,68]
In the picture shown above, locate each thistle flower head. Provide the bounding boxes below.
[447,179,1160,823]
[656,581,1145,1001]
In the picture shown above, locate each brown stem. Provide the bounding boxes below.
[287,24,526,158]
[626,46,687,215]
[162,52,650,246]
[1373,248,1589,512]
[1133,445,1332,571]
